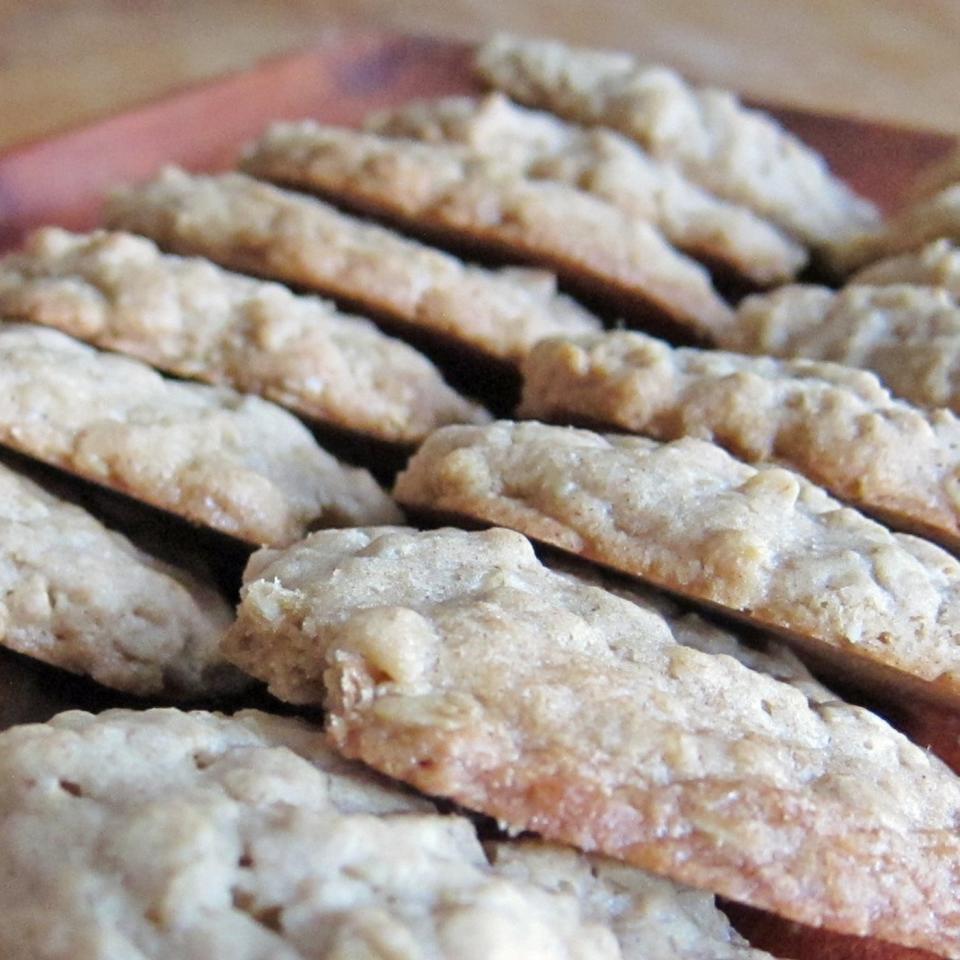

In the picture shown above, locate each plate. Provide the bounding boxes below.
[0,29,955,254]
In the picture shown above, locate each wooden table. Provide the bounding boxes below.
[1,0,958,153]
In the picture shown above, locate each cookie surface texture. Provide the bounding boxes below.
[241,122,734,340]
[473,35,878,247]
[369,93,807,286]
[394,421,960,706]
[223,526,960,955]
[0,462,243,697]
[0,707,771,960]
[106,167,600,364]
[718,284,960,411]
[520,330,960,549]
[0,322,399,545]
[0,228,487,445]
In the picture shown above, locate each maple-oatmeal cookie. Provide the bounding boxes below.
[0,227,489,446]
[224,525,960,956]
[241,122,734,341]
[520,330,960,550]
[0,322,399,546]
[395,421,960,707]
[106,167,601,365]
[0,707,774,960]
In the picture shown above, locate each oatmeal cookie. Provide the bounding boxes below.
[520,330,960,549]
[0,462,242,697]
[0,323,399,546]
[241,123,733,341]
[370,93,807,286]
[106,168,600,365]
[0,707,771,960]
[720,284,960,411]
[224,526,960,955]
[0,228,488,446]
[394,422,960,706]
[473,35,878,247]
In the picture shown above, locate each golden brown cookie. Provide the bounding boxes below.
[105,167,601,365]
[0,322,399,546]
[240,123,734,341]
[718,284,960,411]
[0,707,773,960]
[394,421,960,708]
[223,526,960,956]
[520,330,960,549]
[473,35,878,247]
[369,93,807,286]
[0,228,488,446]
[0,461,243,697]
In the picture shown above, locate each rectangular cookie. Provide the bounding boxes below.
[718,283,960,411]
[474,35,879,248]
[239,123,734,342]
[393,420,960,709]
[0,322,399,546]
[0,227,488,447]
[222,525,960,956]
[0,460,242,698]
[369,93,808,287]
[850,239,960,296]
[105,167,601,366]
[828,185,960,274]
[0,706,775,960]
[520,330,960,550]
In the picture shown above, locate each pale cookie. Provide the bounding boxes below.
[474,35,878,247]
[394,421,960,708]
[106,167,600,365]
[827,184,960,274]
[370,93,808,286]
[240,123,734,341]
[520,330,960,550]
[0,323,399,546]
[719,284,960,411]
[0,707,772,960]
[0,461,242,698]
[223,526,960,955]
[850,239,960,297]
[0,228,488,446]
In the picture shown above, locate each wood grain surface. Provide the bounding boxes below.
[0,32,954,255]
[0,0,958,154]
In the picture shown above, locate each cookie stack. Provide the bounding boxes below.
[1,33,959,960]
